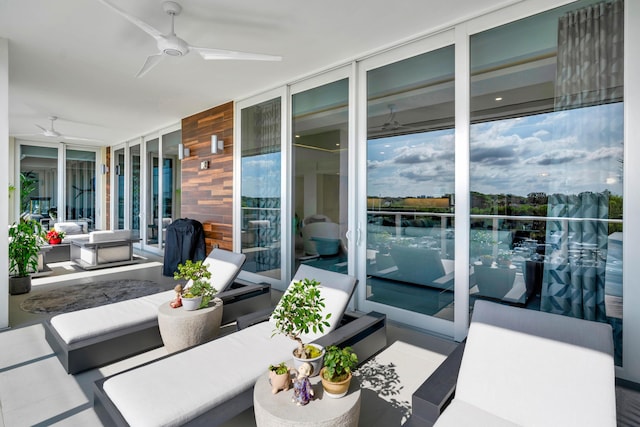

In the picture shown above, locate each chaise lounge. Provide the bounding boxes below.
[93,264,387,427]
[408,300,616,426]
[45,248,271,374]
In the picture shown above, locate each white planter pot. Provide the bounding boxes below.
[292,344,324,377]
[181,295,203,311]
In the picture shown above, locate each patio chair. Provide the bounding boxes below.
[45,248,271,374]
[93,264,388,427]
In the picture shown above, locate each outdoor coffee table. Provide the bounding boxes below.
[253,366,360,427]
[157,298,223,353]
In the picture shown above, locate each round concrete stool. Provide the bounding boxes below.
[157,297,223,353]
[254,367,360,427]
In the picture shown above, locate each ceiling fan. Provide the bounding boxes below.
[17,116,101,142]
[371,104,406,132]
[98,0,283,78]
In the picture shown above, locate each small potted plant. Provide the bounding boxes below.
[267,362,291,394]
[8,219,44,295]
[320,345,358,398]
[173,259,217,310]
[45,229,65,245]
[496,250,512,268]
[271,277,331,377]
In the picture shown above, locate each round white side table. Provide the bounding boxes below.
[157,297,223,353]
[253,368,360,427]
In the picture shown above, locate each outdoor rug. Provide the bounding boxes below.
[20,280,172,314]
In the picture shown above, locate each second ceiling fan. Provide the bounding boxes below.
[98,0,283,78]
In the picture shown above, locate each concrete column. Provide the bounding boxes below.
[0,38,9,329]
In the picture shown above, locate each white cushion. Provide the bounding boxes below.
[104,322,295,427]
[269,264,356,342]
[89,230,131,243]
[452,301,616,427]
[183,248,246,293]
[434,400,519,427]
[54,222,85,235]
[50,291,174,344]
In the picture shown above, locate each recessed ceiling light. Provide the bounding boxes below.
[295,134,300,138]
[495,97,503,101]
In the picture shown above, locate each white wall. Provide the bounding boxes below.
[0,38,9,329]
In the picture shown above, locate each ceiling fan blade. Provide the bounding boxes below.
[97,0,163,40]
[191,46,282,62]
[136,54,164,78]
[35,124,47,133]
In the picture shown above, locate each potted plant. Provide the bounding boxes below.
[173,259,217,311]
[320,345,358,398]
[45,229,65,245]
[496,250,512,268]
[8,219,44,295]
[271,277,331,377]
[267,362,291,394]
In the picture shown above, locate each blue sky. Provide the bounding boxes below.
[368,103,623,198]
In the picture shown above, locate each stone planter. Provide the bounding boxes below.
[9,275,32,295]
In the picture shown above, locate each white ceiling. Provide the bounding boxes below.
[1,0,510,147]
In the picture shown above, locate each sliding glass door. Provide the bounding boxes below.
[291,77,350,278]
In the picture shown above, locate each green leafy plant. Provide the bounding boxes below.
[268,362,289,375]
[9,219,44,277]
[322,345,358,383]
[271,278,331,359]
[173,260,216,308]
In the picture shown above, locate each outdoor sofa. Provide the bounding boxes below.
[45,248,271,374]
[408,300,616,426]
[93,264,387,427]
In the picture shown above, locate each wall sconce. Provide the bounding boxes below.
[178,143,190,160]
[211,135,224,154]
[100,164,109,174]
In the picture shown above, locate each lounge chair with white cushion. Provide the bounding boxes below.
[93,264,387,427]
[45,248,271,374]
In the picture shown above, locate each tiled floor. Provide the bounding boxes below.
[0,253,457,426]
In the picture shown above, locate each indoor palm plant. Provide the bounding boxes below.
[320,345,358,398]
[8,218,44,295]
[173,259,217,310]
[271,277,331,376]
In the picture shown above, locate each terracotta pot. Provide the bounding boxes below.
[268,370,291,394]
[49,238,62,245]
[320,368,352,398]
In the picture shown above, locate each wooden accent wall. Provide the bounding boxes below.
[181,101,234,252]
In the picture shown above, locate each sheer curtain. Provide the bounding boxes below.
[554,0,624,110]
[541,0,624,323]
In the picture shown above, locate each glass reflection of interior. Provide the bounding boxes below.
[365,46,456,319]
[292,79,349,277]
[470,0,624,365]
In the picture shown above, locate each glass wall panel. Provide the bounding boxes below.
[292,79,349,276]
[66,149,96,230]
[159,129,181,248]
[129,144,141,240]
[470,0,624,364]
[114,147,125,229]
[146,138,160,247]
[19,145,58,230]
[240,98,282,279]
[366,46,456,318]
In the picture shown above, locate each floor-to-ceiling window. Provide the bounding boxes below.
[364,45,456,321]
[292,78,350,276]
[469,0,624,364]
[113,147,125,229]
[65,149,96,229]
[239,97,282,280]
[129,144,141,240]
[19,145,58,228]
